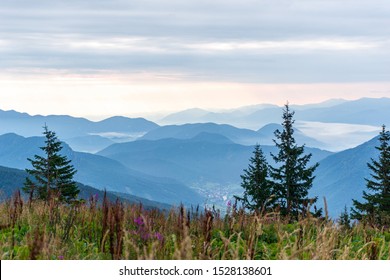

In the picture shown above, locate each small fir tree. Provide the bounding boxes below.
[235,144,274,212]
[270,103,320,219]
[338,205,351,229]
[351,125,390,226]
[23,125,79,203]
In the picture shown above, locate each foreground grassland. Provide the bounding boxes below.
[0,194,389,260]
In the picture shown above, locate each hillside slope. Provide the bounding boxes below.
[0,165,172,210]
[0,133,203,206]
[311,136,379,217]
[99,133,332,185]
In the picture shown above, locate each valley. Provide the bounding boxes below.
[0,97,388,218]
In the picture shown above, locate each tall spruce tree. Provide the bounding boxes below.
[23,125,79,203]
[351,125,390,226]
[235,144,274,212]
[270,103,320,219]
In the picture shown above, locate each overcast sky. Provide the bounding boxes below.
[0,0,389,119]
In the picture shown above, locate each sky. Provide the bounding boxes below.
[0,0,389,119]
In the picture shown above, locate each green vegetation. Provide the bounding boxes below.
[23,125,80,203]
[270,104,320,219]
[237,104,320,220]
[235,144,274,212]
[352,125,390,227]
[0,193,388,260]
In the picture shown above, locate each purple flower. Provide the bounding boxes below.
[226,200,232,207]
[155,232,164,242]
[93,194,98,200]
[58,255,64,260]
[134,217,144,226]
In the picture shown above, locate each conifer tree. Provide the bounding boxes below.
[339,206,351,229]
[235,144,274,212]
[23,125,79,203]
[270,103,320,219]
[351,125,390,226]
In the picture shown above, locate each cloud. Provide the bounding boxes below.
[0,0,389,84]
[184,39,381,53]
[1,0,389,37]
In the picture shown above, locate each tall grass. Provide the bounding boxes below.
[0,193,389,260]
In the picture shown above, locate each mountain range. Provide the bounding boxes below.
[140,122,324,148]
[158,98,385,151]
[0,110,158,153]
[98,133,331,185]
[1,97,387,153]
[160,98,390,128]
[97,131,384,217]
[0,97,388,217]
[0,133,202,206]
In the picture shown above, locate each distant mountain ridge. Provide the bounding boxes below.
[0,109,159,152]
[98,133,332,185]
[155,97,385,151]
[141,122,323,147]
[1,97,386,153]
[158,97,388,129]
[159,99,349,128]
[141,123,259,145]
[0,133,203,206]
[0,110,159,137]
[295,98,390,126]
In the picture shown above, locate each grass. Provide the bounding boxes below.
[0,191,389,260]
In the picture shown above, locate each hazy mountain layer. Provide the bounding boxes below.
[99,133,332,186]
[0,110,159,151]
[159,98,388,128]
[311,136,380,217]
[141,122,323,148]
[0,165,172,210]
[157,98,386,151]
[0,133,202,206]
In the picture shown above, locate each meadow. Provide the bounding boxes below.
[0,191,389,260]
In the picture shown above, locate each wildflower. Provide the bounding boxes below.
[58,255,64,260]
[134,217,144,226]
[155,232,164,242]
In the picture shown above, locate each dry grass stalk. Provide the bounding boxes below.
[28,227,45,260]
